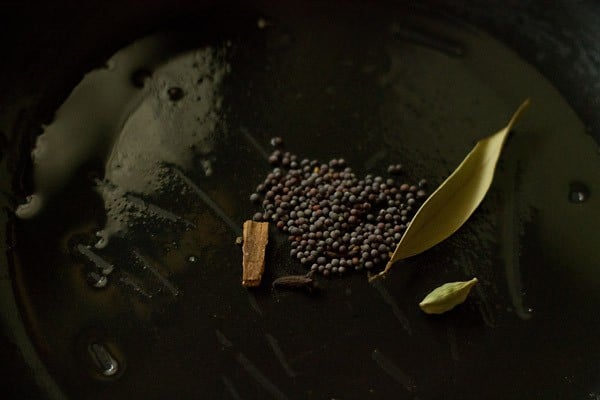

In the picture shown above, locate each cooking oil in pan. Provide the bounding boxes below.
[16,34,230,249]
[9,4,600,400]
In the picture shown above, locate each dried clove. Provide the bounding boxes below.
[272,273,317,293]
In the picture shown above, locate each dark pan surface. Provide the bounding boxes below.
[1,2,599,399]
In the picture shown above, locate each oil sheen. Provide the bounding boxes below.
[10,4,600,400]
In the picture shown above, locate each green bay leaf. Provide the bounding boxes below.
[371,99,530,281]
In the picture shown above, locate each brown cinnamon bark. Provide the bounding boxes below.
[241,220,269,287]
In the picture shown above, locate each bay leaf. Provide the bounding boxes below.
[419,278,478,314]
[371,99,530,281]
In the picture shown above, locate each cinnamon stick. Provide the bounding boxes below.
[241,220,269,287]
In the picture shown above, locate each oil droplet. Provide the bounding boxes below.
[130,68,153,88]
[257,18,269,29]
[95,233,108,249]
[77,244,114,274]
[15,194,44,219]
[167,87,185,101]
[87,272,108,288]
[568,182,590,204]
[88,343,119,376]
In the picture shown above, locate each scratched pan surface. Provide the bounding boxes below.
[1,1,600,399]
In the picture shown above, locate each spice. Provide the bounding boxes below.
[250,150,427,276]
[419,278,478,314]
[241,220,269,287]
[272,273,316,292]
[270,136,284,147]
[371,99,531,281]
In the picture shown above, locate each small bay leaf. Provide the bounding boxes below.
[371,99,530,281]
[419,278,478,314]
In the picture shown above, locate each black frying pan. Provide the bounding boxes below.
[1,1,599,399]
